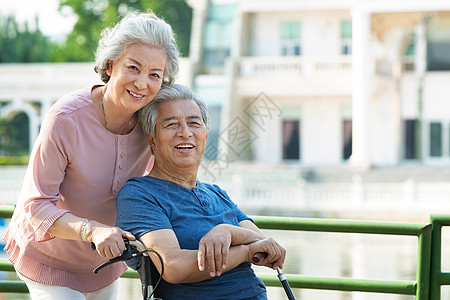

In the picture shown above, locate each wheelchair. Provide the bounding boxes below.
[93,239,295,300]
[93,239,161,300]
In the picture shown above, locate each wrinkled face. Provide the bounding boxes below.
[106,43,167,114]
[148,99,208,172]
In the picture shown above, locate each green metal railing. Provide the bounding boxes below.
[0,205,436,298]
[429,214,450,299]
[252,216,432,298]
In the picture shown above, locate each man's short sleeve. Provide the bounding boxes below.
[210,183,252,223]
[116,177,172,239]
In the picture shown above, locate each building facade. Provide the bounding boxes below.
[187,0,450,169]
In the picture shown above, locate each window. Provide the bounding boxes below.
[429,122,442,157]
[427,42,450,71]
[405,40,415,56]
[340,20,352,55]
[403,36,416,72]
[425,16,450,71]
[280,21,301,56]
[342,120,352,159]
[282,120,300,160]
[403,119,417,159]
[202,49,230,69]
[201,4,236,74]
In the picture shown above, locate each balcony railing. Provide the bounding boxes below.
[3,180,450,217]
[238,55,417,78]
[211,180,450,219]
[238,56,353,76]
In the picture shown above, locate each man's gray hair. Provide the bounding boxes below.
[94,11,180,85]
[138,84,210,136]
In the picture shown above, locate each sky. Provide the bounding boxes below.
[2,0,77,37]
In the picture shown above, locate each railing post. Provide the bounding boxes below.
[416,224,432,299]
[430,215,443,300]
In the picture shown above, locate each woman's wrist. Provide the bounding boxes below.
[80,219,91,241]
[82,219,96,242]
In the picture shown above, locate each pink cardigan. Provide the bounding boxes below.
[3,86,153,292]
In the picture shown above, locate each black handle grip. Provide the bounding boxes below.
[252,252,267,263]
[92,238,136,274]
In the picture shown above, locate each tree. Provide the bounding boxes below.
[0,113,29,156]
[55,0,192,62]
[0,15,55,62]
[140,0,193,57]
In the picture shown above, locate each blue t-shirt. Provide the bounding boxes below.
[116,176,267,300]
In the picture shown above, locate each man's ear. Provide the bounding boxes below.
[146,132,156,150]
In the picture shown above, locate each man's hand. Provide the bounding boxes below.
[248,238,286,270]
[197,224,232,277]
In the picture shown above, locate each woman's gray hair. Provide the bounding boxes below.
[94,11,180,84]
[138,84,210,136]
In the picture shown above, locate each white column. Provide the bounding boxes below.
[29,111,39,153]
[40,97,53,122]
[414,20,427,161]
[350,7,372,168]
[186,0,209,87]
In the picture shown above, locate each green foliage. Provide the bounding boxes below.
[140,0,193,57]
[0,113,29,156]
[0,0,192,63]
[0,155,29,165]
[56,0,192,61]
[0,15,56,62]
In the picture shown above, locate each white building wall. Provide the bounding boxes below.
[302,98,342,165]
[250,12,350,57]
[250,13,281,56]
[423,73,450,119]
[421,73,450,163]
[400,74,450,121]
[370,79,399,165]
[302,14,341,56]
[401,74,420,118]
[251,105,282,163]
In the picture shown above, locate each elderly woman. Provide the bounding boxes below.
[3,11,179,299]
[116,84,286,300]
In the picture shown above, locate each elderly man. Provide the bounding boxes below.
[116,84,286,300]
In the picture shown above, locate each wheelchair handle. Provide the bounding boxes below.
[252,252,266,263]
[92,238,147,274]
[91,238,147,253]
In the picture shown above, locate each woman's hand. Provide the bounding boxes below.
[247,237,286,270]
[197,224,232,277]
[86,220,135,259]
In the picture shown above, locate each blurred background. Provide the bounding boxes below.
[1,0,450,299]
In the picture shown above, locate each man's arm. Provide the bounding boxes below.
[139,228,250,284]
[238,219,266,238]
[140,221,286,284]
[197,221,286,277]
[238,220,286,269]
